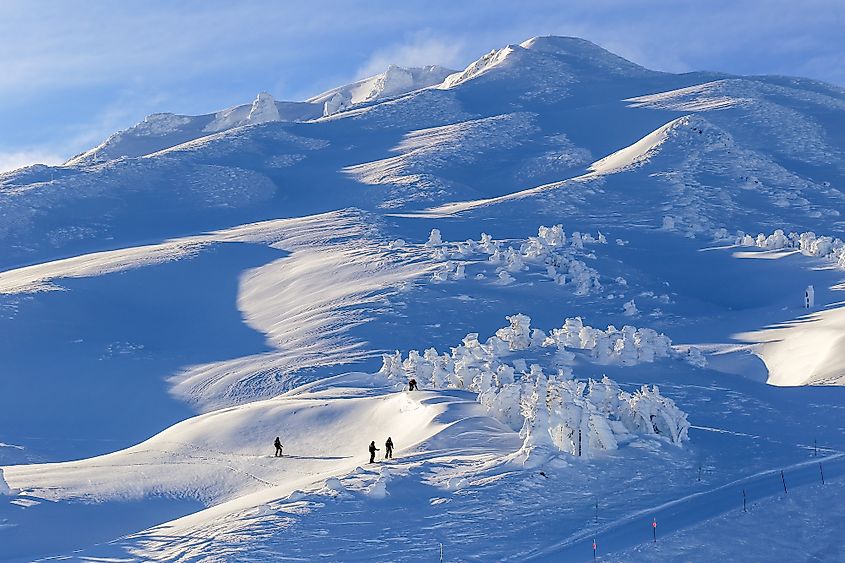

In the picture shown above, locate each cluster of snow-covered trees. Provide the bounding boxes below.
[485,372,689,460]
[401,225,605,295]
[734,229,845,268]
[378,314,698,458]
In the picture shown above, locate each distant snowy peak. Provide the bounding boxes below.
[441,36,657,90]
[66,93,321,165]
[309,65,455,116]
[519,36,656,76]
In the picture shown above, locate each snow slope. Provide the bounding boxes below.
[3,34,845,561]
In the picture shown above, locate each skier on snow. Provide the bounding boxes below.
[408,378,419,391]
[274,436,283,457]
[385,437,394,459]
[369,440,379,463]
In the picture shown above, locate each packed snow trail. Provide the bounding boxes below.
[1,373,520,561]
[526,453,845,561]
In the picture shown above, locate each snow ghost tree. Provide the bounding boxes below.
[0,468,12,495]
[425,229,443,246]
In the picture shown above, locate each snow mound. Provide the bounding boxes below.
[2,375,452,505]
[739,304,845,386]
[367,467,392,498]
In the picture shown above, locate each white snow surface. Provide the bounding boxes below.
[3,34,845,562]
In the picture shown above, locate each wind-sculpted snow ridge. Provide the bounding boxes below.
[441,45,520,88]
[0,208,368,295]
[415,110,842,227]
[346,113,539,206]
[440,42,580,103]
[612,114,844,236]
[309,65,455,116]
[0,158,279,262]
[627,78,845,166]
[66,94,322,166]
[0,208,438,409]
[169,213,439,410]
[339,88,474,131]
[416,224,604,295]
[146,120,330,161]
[588,116,686,175]
[734,228,845,269]
[379,313,694,461]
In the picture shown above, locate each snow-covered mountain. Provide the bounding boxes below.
[64,64,455,167]
[2,35,845,561]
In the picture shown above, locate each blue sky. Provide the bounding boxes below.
[1,0,843,172]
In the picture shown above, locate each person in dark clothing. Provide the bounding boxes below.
[408,378,419,391]
[368,440,379,463]
[385,437,394,459]
[274,436,283,457]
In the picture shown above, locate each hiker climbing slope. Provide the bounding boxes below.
[368,440,379,463]
[385,437,394,459]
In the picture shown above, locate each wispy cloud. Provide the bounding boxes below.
[357,32,468,78]
[0,150,64,173]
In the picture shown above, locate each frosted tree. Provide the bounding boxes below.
[425,228,443,246]
[0,468,11,495]
[496,314,533,350]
